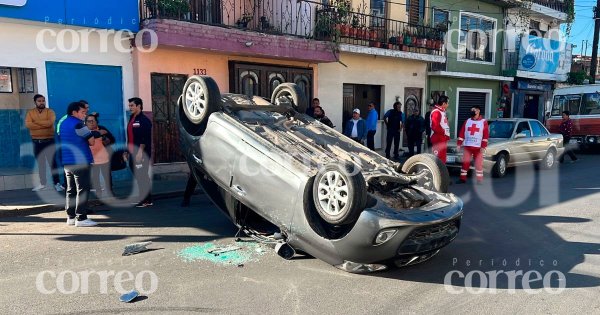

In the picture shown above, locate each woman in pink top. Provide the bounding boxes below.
[85,114,114,198]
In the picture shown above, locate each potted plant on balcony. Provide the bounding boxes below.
[236,12,254,29]
[433,22,447,50]
[145,0,190,19]
[332,0,351,38]
[349,14,360,38]
[314,10,335,41]
[403,27,413,46]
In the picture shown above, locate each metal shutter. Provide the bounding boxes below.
[457,92,487,135]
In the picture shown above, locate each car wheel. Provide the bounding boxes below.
[181,75,221,134]
[312,163,367,225]
[401,153,449,193]
[541,149,556,170]
[492,153,508,178]
[271,83,308,114]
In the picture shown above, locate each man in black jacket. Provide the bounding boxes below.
[127,97,153,207]
[405,108,425,156]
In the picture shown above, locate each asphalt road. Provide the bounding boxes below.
[1,151,599,314]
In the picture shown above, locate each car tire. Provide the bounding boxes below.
[401,153,449,193]
[312,163,367,225]
[181,75,221,134]
[271,83,308,114]
[492,153,508,178]
[541,149,556,170]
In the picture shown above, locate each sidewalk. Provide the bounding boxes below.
[0,172,194,218]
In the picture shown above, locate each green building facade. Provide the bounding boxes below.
[427,0,512,138]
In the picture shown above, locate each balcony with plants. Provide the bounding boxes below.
[139,0,445,61]
[314,2,446,57]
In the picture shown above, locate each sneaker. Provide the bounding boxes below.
[75,219,98,227]
[55,183,65,192]
[66,217,76,226]
[32,184,46,192]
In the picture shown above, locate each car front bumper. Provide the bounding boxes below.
[317,194,464,271]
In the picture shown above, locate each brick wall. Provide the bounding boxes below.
[140,19,337,63]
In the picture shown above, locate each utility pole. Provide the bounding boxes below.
[590,2,600,83]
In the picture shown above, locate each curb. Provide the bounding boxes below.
[0,189,198,218]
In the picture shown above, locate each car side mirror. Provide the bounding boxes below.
[515,132,526,139]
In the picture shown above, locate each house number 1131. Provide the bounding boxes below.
[193,69,207,75]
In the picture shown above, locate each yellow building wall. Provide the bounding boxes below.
[317,51,427,145]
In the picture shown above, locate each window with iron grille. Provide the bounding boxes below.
[459,13,496,63]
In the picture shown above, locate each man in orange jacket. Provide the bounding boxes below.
[457,105,489,184]
[430,95,451,163]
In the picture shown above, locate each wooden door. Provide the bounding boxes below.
[150,73,187,163]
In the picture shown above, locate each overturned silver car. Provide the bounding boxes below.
[177,76,463,272]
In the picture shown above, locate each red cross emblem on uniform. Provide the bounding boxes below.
[467,123,480,135]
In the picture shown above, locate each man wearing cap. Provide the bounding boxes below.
[344,108,366,144]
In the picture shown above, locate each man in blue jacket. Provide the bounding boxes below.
[343,108,366,144]
[366,102,379,150]
[59,101,97,227]
[127,97,153,208]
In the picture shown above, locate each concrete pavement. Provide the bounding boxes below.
[0,153,599,314]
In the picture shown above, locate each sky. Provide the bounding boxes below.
[569,0,598,55]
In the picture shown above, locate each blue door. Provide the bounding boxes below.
[46,62,125,147]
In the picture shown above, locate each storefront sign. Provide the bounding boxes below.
[0,0,138,31]
[517,35,571,75]
[0,0,27,6]
[517,81,552,91]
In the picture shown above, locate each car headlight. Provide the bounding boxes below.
[374,229,398,245]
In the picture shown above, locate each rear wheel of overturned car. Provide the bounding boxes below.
[181,75,221,134]
[312,163,367,225]
[401,153,450,193]
[492,153,508,178]
[271,83,308,114]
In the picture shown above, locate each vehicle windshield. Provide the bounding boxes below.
[488,121,515,138]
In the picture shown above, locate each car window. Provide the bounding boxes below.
[488,121,514,138]
[530,120,543,137]
[531,121,549,136]
[515,121,531,137]
[581,93,600,115]
[552,94,581,116]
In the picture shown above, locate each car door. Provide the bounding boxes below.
[511,121,536,163]
[198,117,240,188]
[229,113,303,227]
[529,120,552,160]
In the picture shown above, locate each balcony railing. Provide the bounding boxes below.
[530,0,568,13]
[314,7,445,55]
[142,0,317,38]
[141,0,445,55]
